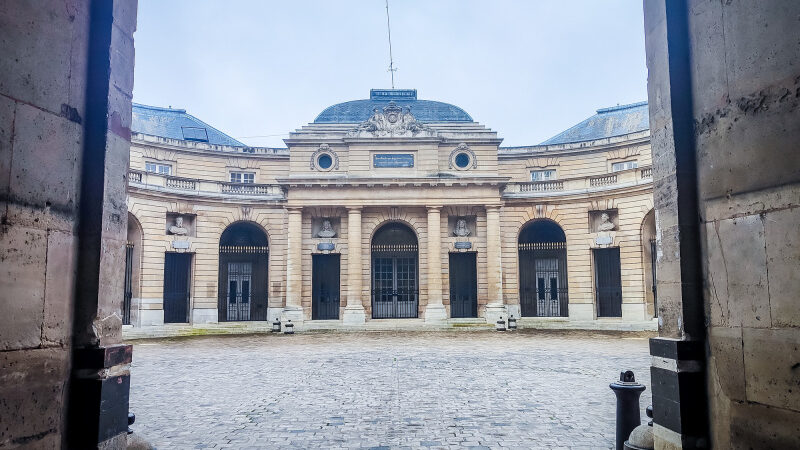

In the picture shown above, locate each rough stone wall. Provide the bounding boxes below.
[0,1,137,447]
[0,2,91,446]
[687,0,800,447]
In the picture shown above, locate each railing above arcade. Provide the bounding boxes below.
[504,166,652,197]
[128,170,285,200]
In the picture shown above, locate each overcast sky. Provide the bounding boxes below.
[132,0,647,148]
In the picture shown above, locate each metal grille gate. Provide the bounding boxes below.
[371,245,418,319]
[594,247,623,317]
[519,242,569,317]
[219,244,268,321]
[226,262,252,321]
[650,239,658,317]
[164,252,191,323]
[123,242,133,325]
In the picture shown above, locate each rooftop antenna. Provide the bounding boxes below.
[385,0,397,89]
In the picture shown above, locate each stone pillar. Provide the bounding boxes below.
[342,207,366,324]
[425,206,447,322]
[283,207,304,323]
[484,205,507,323]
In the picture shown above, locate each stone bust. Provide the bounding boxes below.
[453,218,471,237]
[168,216,188,235]
[598,213,616,232]
[317,219,336,238]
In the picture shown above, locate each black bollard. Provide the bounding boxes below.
[610,370,646,450]
[127,411,135,434]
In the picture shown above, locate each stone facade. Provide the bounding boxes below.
[125,92,656,331]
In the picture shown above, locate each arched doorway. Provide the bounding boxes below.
[371,222,419,319]
[518,219,569,317]
[124,213,143,325]
[641,210,657,317]
[218,222,269,321]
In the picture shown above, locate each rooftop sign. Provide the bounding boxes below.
[370,89,417,101]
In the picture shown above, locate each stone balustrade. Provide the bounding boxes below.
[128,170,285,199]
[504,166,652,197]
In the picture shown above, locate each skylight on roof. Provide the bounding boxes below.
[181,126,209,142]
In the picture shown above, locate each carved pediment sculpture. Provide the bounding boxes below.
[347,102,436,137]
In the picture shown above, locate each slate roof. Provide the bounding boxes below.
[314,89,473,123]
[540,101,649,145]
[132,103,245,147]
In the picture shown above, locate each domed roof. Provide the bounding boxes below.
[314,89,473,123]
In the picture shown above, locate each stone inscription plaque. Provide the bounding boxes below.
[374,154,414,168]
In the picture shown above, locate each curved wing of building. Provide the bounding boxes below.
[125,89,656,332]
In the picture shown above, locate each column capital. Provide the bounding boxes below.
[286,206,304,213]
[426,205,444,211]
[486,205,502,212]
[346,206,362,212]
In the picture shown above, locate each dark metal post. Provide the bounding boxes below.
[610,370,646,450]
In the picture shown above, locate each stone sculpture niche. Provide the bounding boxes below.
[166,213,195,237]
[589,210,618,233]
[312,217,340,239]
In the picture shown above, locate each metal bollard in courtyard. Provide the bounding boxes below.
[496,316,506,331]
[609,370,646,450]
[271,318,281,333]
[283,319,294,334]
[508,315,517,330]
[127,411,135,434]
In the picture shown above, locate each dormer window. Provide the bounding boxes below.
[531,170,556,181]
[612,160,638,172]
[181,126,209,142]
[230,172,255,184]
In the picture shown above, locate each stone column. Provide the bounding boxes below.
[484,205,507,323]
[283,207,304,322]
[342,207,366,324]
[425,206,448,321]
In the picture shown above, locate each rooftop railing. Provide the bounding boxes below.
[504,166,652,196]
[128,170,284,199]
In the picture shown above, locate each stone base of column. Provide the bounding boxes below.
[342,305,366,325]
[281,306,304,327]
[484,303,508,324]
[424,304,448,322]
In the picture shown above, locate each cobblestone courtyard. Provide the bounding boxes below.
[129,330,652,449]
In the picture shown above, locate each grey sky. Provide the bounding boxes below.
[132,0,647,148]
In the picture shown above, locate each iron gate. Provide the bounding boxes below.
[519,242,569,317]
[123,242,133,325]
[164,252,191,323]
[594,247,623,317]
[226,262,252,321]
[312,254,340,320]
[371,249,418,319]
[449,252,477,318]
[650,239,658,317]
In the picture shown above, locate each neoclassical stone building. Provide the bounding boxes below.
[125,89,656,330]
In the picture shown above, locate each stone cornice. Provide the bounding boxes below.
[132,133,289,159]
[275,175,510,188]
[498,130,650,159]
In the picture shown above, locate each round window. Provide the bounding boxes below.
[317,154,333,170]
[454,152,471,169]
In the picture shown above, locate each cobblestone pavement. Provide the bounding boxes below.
[129,330,652,449]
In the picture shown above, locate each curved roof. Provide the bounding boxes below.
[314,89,473,123]
[541,101,649,145]
[132,103,245,147]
